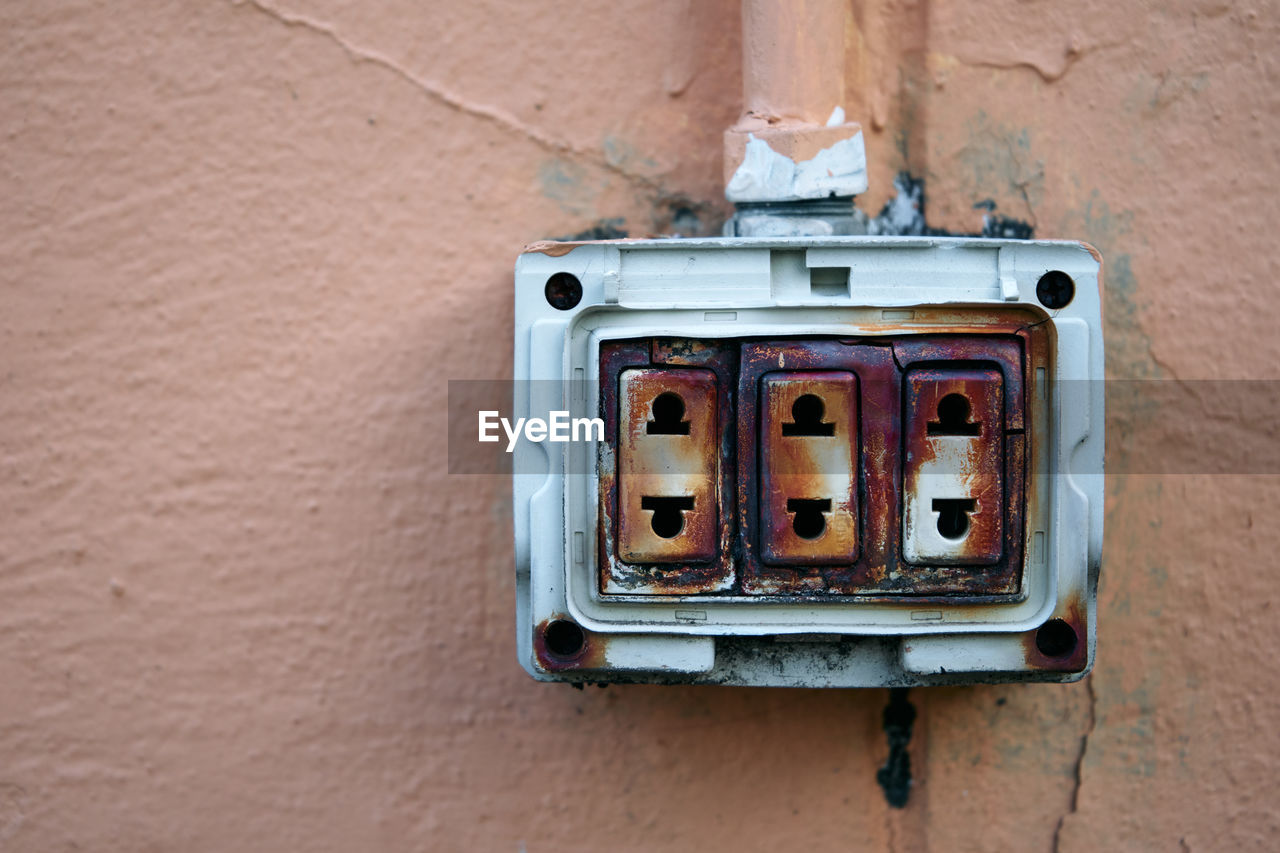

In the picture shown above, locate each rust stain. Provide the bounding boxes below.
[889,332,1034,596]
[533,617,609,672]
[1020,596,1089,673]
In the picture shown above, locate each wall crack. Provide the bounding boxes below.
[1051,673,1097,852]
[235,0,665,196]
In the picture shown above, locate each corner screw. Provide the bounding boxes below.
[1036,270,1075,309]
[545,272,583,310]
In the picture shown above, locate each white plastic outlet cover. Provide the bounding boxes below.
[512,237,1103,687]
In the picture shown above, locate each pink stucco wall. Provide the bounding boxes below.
[2,1,1277,850]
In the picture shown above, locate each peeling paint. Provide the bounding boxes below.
[726,130,868,202]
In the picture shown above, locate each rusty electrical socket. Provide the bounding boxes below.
[597,339,738,595]
[902,367,1005,565]
[617,368,718,563]
[760,371,859,566]
[599,335,1029,598]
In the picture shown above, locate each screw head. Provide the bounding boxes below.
[1036,270,1075,309]
[544,272,582,310]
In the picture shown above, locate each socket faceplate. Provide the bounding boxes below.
[902,367,1005,566]
[617,368,719,564]
[513,236,1104,687]
[760,371,859,566]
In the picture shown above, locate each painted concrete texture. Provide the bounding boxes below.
[1,0,1277,850]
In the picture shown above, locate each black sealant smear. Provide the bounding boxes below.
[876,687,917,809]
[865,175,1032,809]
[867,172,1035,240]
[552,217,629,242]
[865,177,1027,811]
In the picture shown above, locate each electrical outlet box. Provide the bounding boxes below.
[512,237,1103,686]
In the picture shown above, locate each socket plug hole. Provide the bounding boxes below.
[933,498,977,539]
[787,498,831,539]
[642,496,695,538]
[782,394,835,436]
[647,392,690,435]
[927,394,980,436]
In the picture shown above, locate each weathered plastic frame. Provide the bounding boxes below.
[513,237,1103,687]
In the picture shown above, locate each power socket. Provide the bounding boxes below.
[512,236,1103,686]
[902,366,1005,566]
[759,371,859,566]
[616,368,718,564]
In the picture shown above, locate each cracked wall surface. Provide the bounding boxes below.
[1,0,1278,850]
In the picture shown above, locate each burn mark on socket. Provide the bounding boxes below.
[902,365,1005,566]
[601,332,1035,597]
[757,370,860,569]
[641,496,696,538]
[615,367,719,567]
